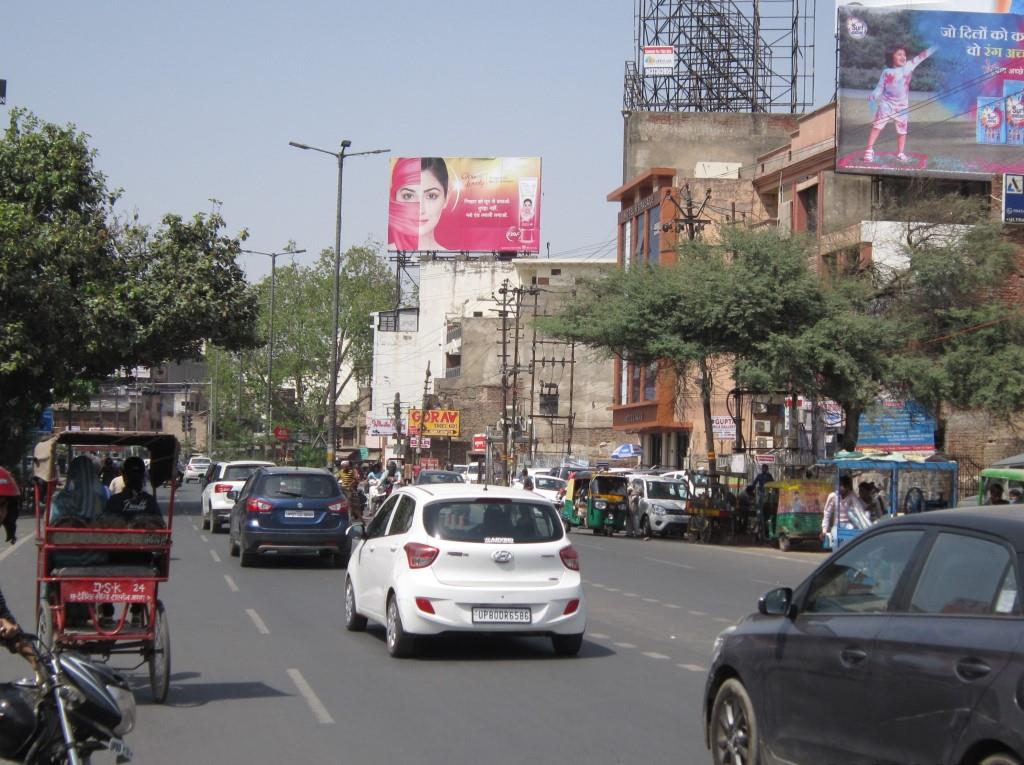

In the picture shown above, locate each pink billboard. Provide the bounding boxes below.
[387,157,541,253]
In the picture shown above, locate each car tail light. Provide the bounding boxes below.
[415,597,435,614]
[327,500,348,515]
[404,542,439,569]
[560,546,580,571]
[246,497,272,514]
[214,483,233,494]
[563,599,580,615]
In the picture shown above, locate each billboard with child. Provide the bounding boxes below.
[837,5,1024,178]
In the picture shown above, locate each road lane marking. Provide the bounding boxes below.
[605,588,620,593]
[689,610,707,616]
[622,592,638,597]
[0,533,33,562]
[209,549,221,563]
[713,617,734,624]
[643,652,670,660]
[199,534,208,543]
[613,642,637,649]
[678,663,706,672]
[643,556,694,570]
[224,575,239,592]
[287,669,335,725]
[753,578,780,585]
[589,582,606,588]
[642,597,659,603]
[589,632,609,639]
[246,609,270,634]
[190,523,197,531]
[664,604,681,609]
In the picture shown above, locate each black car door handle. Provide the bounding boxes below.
[840,648,868,665]
[956,658,992,681]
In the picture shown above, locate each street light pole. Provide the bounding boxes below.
[242,247,306,443]
[288,139,389,469]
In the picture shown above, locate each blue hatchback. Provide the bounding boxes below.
[228,467,350,568]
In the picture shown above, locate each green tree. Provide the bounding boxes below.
[0,109,260,467]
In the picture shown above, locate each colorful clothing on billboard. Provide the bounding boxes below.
[870,47,937,135]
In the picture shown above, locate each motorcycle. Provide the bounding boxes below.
[0,634,136,764]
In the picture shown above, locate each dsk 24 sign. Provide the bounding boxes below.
[409,409,461,437]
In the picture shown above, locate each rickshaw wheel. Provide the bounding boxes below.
[147,600,171,703]
[36,598,53,652]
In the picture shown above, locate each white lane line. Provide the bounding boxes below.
[605,588,620,593]
[0,533,33,562]
[287,669,335,725]
[209,549,221,563]
[664,604,681,609]
[713,617,734,624]
[224,574,239,592]
[246,609,270,635]
[622,592,638,598]
[589,632,610,639]
[643,652,671,660]
[643,556,694,570]
[642,597,659,603]
[678,663,707,672]
[589,582,606,588]
[689,610,707,616]
[190,523,197,531]
[613,642,637,649]
[199,534,209,543]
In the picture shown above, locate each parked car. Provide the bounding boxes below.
[183,455,211,483]
[201,460,274,533]
[414,470,466,485]
[344,483,586,658]
[227,466,350,568]
[628,476,690,537]
[703,507,1024,765]
[526,474,568,507]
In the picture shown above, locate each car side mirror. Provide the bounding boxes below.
[346,522,365,541]
[226,490,238,501]
[758,587,794,618]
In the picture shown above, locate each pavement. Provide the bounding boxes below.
[0,484,826,765]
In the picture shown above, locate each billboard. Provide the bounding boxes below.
[856,398,936,452]
[642,46,676,74]
[1005,172,1024,220]
[387,157,541,253]
[408,409,461,437]
[837,5,1024,178]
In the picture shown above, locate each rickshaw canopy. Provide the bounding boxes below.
[34,431,180,489]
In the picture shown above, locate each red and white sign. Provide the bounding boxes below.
[472,433,487,452]
[410,436,432,449]
[273,425,291,442]
[62,580,155,604]
[755,454,776,464]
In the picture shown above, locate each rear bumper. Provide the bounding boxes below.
[241,527,350,556]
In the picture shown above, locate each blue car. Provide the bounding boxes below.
[227,467,350,568]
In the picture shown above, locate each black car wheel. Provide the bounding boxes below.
[344,579,367,632]
[552,633,583,656]
[386,594,414,658]
[711,678,759,765]
[201,513,210,531]
[980,755,1024,765]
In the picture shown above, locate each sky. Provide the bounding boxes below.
[6,1,838,281]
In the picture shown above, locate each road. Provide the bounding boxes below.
[0,484,826,765]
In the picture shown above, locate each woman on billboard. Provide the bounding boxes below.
[388,157,451,251]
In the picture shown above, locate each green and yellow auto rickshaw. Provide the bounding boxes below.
[561,471,629,535]
[762,479,831,552]
[977,467,1024,505]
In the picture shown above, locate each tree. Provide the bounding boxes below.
[0,109,260,467]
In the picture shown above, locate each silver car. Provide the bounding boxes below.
[630,477,690,537]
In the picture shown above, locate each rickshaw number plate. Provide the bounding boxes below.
[472,607,531,624]
[62,580,154,604]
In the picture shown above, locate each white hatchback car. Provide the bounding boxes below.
[344,484,586,658]
[201,460,275,533]
[183,455,211,483]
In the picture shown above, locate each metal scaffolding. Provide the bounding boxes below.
[623,0,815,114]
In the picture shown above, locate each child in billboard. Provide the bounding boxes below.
[862,44,937,163]
[388,157,451,251]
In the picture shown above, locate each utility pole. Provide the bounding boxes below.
[392,392,402,466]
[417,362,431,467]
[528,289,539,465]
[566,341,576,457]
[494,280,513,484]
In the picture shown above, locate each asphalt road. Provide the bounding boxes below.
[0,484,827,765]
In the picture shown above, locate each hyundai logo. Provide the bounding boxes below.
[297,502,303,509]
[491,550,514,564]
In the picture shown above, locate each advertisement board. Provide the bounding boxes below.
[388,157,541,253]
[408,409,461,437]
[642,45,676,74]
[711,416,737,440]
[368,417,398,437]
[837,5,1024,178]
[1005,172,1024,220]
[856,398,936,452]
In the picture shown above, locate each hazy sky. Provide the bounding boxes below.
[6,1,837,280]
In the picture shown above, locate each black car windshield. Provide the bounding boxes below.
[224,465,265,481]
[647,481,688,500]
[256,474,339,499]
[424,500,563,543]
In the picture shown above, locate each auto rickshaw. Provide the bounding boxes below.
[561,471,629,535]
[977,467,1024,505]
[761,479,831,552]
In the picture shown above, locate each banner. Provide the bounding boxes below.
[856,398,936,452]
[837,6,1024,178]
[1005,173,1024,220]
[408,409,461,437]
[388,157,541,253]
[642,46,676,74]
[368,417,398,437]
[711,416,737,440]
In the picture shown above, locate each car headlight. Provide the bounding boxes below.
[595,500,607,509]
[107,684,137,736]
[653,506,666,516]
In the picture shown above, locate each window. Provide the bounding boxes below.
[365,495,398,539]
[644,361,657,401]
[387,496,416,536]
[339,427,356,445]
[797,184,818,234]
[423,500,562,543]
[223,465,263,481]
[649,204,661,265]
[804,530,923,614]
[634,214,645,263]
[909,533,1018,616]
[551,268,561,276]
[630,364,641,403]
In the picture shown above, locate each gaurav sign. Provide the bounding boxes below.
[408,409,461,437]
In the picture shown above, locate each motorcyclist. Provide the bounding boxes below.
[383,460,400,498]
[0,586,38,671]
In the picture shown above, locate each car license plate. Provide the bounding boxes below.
[284,510,315,519]
[472,607,531,624]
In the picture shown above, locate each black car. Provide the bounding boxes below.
[227,467,351,568]
[704,507,1024,765]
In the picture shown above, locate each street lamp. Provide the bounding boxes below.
[288,139,389,469]
[242,247,306,440]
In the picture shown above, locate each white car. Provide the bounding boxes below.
[183,456,211,483]
[344,483,586,657]
[201,460,274,533]
[513,474,567,507]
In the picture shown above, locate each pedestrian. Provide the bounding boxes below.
[99,457,118,487]
[337,460,357,501]
[626,482,641,538]
[987,483,1009,506]
[520,468,534,491]
[752,464,772,499]
[821,475,869,549]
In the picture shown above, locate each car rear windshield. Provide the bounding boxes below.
[535,476,565,491]
[647,481,689,500]
[256,474,339,499]
[224,465,264,481]
[423,500,563,543]
[419,471,463,484]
